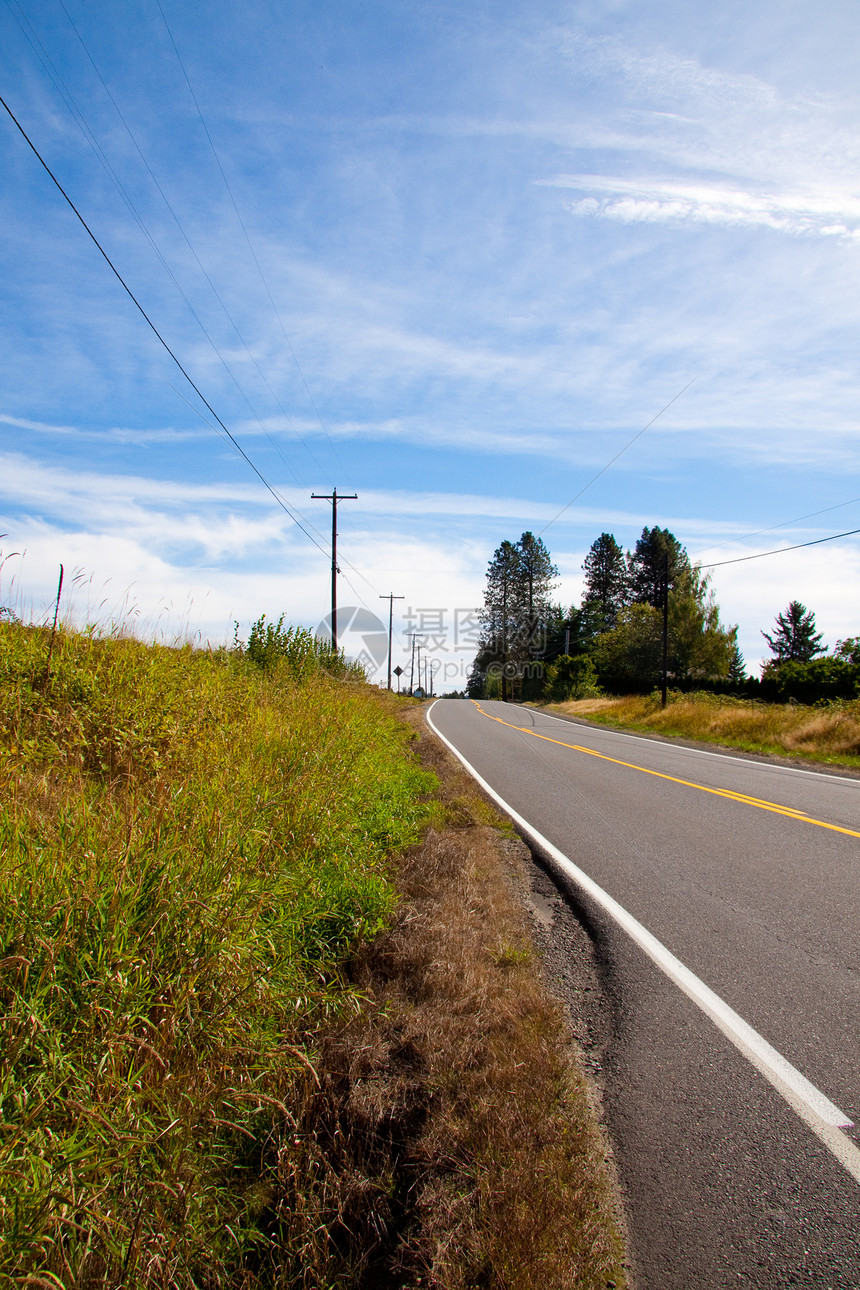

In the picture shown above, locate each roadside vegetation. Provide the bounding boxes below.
[0,616,432,1285]
[304,713,629,1288]
[546,691,860,767]
[468,528,860,767]
[468,526,739,703]
[0,613,627,1287]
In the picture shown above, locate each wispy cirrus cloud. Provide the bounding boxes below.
[542,174,860,241]
[545,31,860,243]
[0,412,209,444]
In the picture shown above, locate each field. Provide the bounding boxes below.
[546,691,860,766]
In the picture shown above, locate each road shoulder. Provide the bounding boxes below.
[323,703,632,1286]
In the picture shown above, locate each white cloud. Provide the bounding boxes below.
[546,174,860,241]
[6,452,795,542]
[545,30,860,248]
[710,542,860,673]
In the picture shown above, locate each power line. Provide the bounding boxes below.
[538,378,696,536]
[53,0,333,491]
[692,495,860,564]
[154,0,353,490]
[700,527,860,569]
[6,1,317,494]
[10,0,336,528]
[0,91,332,562]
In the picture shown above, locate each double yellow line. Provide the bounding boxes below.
[473,701,860,840]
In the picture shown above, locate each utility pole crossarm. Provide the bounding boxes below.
[312,488,358,650]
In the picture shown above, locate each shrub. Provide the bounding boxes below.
[543,653,601,701]
[759,656,860,705]
[238,614,363,680]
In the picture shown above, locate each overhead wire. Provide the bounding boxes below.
[1,20,400,643]
[6,0,344,563]
[699,526,860,570]
[6,2,313,489]
[0,90,332,561]
[538,378,697,536]
[692,495,860,563]
[8,0,340,556]
[53,0,334,496]
[154,0,353,492]
[8,12,396,622]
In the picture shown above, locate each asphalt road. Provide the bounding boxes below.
[427,697,860,1290]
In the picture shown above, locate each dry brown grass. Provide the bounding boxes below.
[291,710,629,1288]
[548,693,860,765]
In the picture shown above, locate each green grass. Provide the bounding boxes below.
[0,620,436,1286]
[545,690,860,766]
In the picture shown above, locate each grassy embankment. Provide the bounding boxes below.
[1,619,627,1288]
[546,691,860,766]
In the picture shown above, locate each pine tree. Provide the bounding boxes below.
[581,532,627,632]
[481,540,519,700]
[627,527,689,610]
[762,601,824,662]
[668,565,736,683]
[474,532,558,700]
[728,644,746,686]
[516,531,558,652]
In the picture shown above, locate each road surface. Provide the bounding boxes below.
[427,698,860,1289]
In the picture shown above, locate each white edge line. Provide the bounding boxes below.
[514,701,860,786]
[426,700,860,1188]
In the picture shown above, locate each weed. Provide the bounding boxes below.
[1,617,627,1286]
[0,619,434,1285]
[238,614,362,682]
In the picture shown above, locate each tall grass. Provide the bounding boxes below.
[0,619,435,1286]
[547,691,860,764]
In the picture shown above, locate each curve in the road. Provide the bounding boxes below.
[471,700,860,838]
[426,699,860,1190]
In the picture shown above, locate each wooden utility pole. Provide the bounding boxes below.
[406,632,417,694]
[311,488,357,649]
[379,593,405,690]
[661,552,669,708]
[501,575,508,703]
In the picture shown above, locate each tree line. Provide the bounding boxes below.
[468,528,856,704]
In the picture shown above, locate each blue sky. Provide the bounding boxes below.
[3,0,860,686]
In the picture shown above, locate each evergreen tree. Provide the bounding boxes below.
[668,566,736,683]
[728,644,746,686]
[627,527,690,610]
[479,539,520,700]
[589,556,736,693]
[762,601,824,662]
[473,532,558,700]
[517,531,559,653]
[581,532,627,632]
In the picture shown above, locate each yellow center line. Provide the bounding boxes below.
[472,702,860,840]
